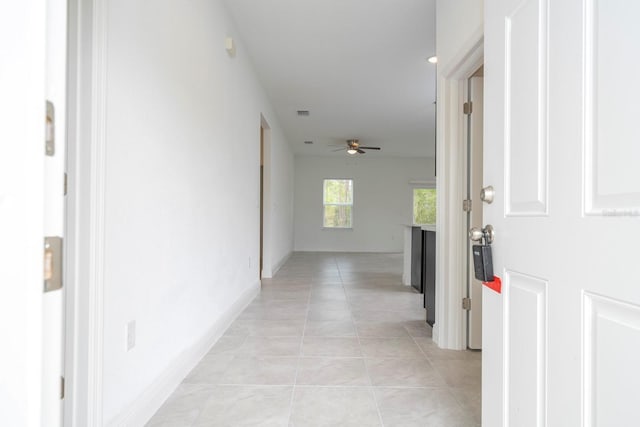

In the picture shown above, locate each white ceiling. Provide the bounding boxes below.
[223,0,436,158]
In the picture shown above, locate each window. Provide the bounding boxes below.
[323,179,353,228]
[413,188,436,225]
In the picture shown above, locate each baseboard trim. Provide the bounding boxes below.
[108,281,260,427]
[271,251,292,277]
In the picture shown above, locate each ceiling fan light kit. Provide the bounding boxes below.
[338,139,381,155]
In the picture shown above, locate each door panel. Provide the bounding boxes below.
[583,293,640,425]
[504,0,548,216]
[485,0,640,425]
[585,1,640,214]
[504,271,547,427]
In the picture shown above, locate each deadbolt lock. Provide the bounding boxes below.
[480,186,495,204]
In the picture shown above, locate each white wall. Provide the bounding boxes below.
[294,156,434,253]
[436,0,483,70]
[264,126,296,275]
[100,0,294,422]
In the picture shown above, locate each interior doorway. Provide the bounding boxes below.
[464,66,484,350]
[259,115,272,279]
[260,125,264,279]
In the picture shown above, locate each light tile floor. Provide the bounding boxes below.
[147,252,481,427]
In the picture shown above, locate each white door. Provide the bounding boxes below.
[43,0,67,424]
[483,0,640,425]
[466,74,484,350]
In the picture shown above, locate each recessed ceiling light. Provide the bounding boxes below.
[427,56,438,64]
[304,140,313,144]
[297,110,310,116]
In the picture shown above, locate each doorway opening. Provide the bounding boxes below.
[260,125,264,279]
[464,66,484,350]
[259,115,272,279]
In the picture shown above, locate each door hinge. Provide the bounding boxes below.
[64,172,68,196]
[463,101,473,115]
[46,100,55,156]
[60,376,65,399]
[463,199,472,212]
[462,297,471,310]
[44,237,63,292]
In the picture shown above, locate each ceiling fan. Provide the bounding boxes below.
[332,139,381,155]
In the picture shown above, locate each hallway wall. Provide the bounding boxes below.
[101,0,294,422]
[293,156,434,253]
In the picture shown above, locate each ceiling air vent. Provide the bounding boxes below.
[304,140,313,144]
[297,110,310,116]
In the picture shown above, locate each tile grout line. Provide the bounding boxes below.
[285,266,314,426]
[337,254,386,427]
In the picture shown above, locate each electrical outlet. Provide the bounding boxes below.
[127,320,136,351]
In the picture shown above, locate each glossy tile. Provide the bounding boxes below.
[365,358,445,387]
[192,386,292,426]
[146,384,212,426]
[218,355,299,385]
[289,386,381,427]
[374,387,477,427]
[301,336,362,357]
[296,357,369,386]
[414,337,481,361]
[304,319,356,337]
[149,253,481,426]
[237,336,302,356]
[359,337,425,358]
[355,321,411,338]
[224,319,306,337]
[430,359,482,387]
[451,383,482,425]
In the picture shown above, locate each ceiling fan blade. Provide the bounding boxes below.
[357,149,366,154]
[331,148,345,152]
[359,146,381,150]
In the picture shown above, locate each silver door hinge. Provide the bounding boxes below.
[44,237,63,292]
[463,199,472,212]
[46,100,55,156]
[60,376,65,399]
[463,102,473,115]
[462,297,471,310]
[64,173,68,196]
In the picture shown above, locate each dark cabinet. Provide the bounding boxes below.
[411,227,423,293]
[423,230,436,326]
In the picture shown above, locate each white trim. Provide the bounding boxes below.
[265,250,292,279]
[409,179,437,187]
[88,0,108,424]
[434,28,484,350]
[108,283,260,426]
[65,0,108,424]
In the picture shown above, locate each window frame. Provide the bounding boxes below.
[322,178,354,229]
[412,186,437,226]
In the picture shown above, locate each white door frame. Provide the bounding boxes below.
[434,30,483,349]
[260,115,273,278]
[64,0,108,425]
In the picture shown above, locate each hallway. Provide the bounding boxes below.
[147,253,480,426]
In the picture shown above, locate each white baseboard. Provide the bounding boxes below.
[263,250,292,278]
[272,251,291,276]
[108,281,260,427]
